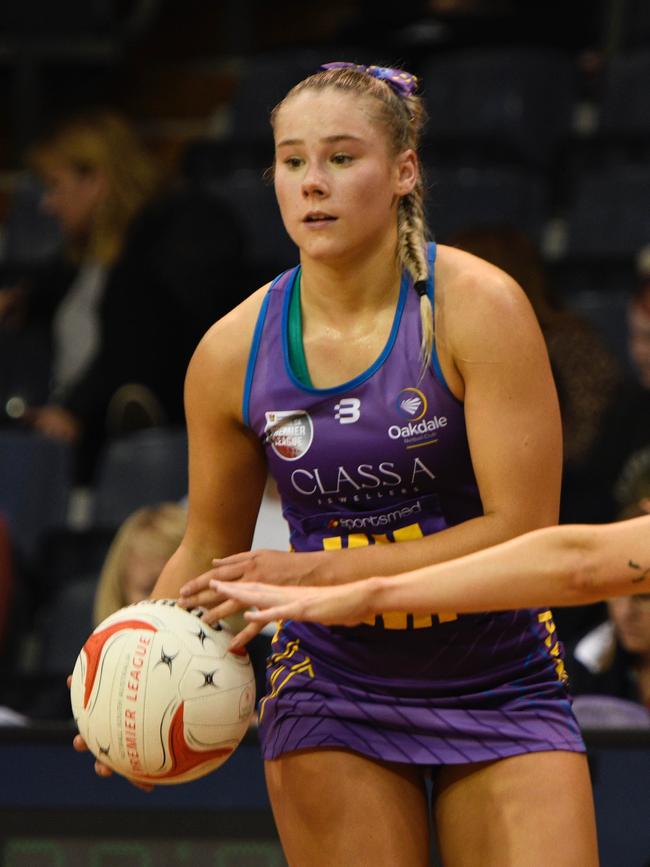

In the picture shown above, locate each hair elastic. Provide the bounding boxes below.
[414,279,428,298]
[320,62,418,98]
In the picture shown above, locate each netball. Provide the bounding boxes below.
[69,600,255,785]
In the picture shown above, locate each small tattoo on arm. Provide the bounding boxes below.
[628,560,650,584]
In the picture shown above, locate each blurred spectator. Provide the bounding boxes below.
[615,448,650,521]
[0,111,247,480]
[588,257,650,521]
[0,112,158,424]
[446,226,623,523]
[565,473,650,725]
[93,502,187,625]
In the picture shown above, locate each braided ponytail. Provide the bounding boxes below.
[398,177,432,378]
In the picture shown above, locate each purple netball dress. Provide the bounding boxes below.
[244,243,584,765]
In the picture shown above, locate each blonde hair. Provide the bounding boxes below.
[271,66,434,372]
[30,112,158,264]
[93,502,186,625]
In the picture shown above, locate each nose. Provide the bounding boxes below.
[301,162,328,198]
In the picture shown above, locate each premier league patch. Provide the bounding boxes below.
[264,410,314,461]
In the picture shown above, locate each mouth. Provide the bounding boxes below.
[303,212,337,224]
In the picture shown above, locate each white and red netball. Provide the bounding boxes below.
[70,600,255,785]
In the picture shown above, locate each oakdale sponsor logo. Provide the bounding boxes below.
[327,500,422,531]
[396,386,427,420]
[265,410,314,461]
[389,386,446,447]
[388,416,447,440]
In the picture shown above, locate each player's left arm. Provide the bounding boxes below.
[450,266,563,537]
[317,264,563,577]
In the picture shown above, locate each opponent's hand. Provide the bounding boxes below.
[209,578,379,649]
[68,676,153,792]
[178,549,325,629]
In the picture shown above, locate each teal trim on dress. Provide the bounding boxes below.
[287,271,313,387]
[282,267,410,397]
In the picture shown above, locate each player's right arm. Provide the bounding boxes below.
[73,285,270,778]
[151,289,269,600]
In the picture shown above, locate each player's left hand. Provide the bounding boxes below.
[177,549,325,637]
[67,676,154,793]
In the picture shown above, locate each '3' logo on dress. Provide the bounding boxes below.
[334,398,361,424]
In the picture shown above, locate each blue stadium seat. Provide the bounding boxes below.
[0,431,73,562]
[424,162,549,243]
[1,175,62,266]
[33,526,114,594]
[229,49,322,149]
[598,50,650,140]
[563,162,650,259]
[92,428,188,528]
[36,577,96,676]
[0,326,52,423]
[618,0,650,51]
[419,47,578,167]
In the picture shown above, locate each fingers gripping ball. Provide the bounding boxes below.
[70,600,255,785]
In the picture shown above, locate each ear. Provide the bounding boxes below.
[393,149,418,197]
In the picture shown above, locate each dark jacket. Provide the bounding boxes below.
[61,187,248,427]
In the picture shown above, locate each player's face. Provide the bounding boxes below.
[40,161,107,241]
[608,594,650,655]
[273,89,417,265]
[628,297,650,389]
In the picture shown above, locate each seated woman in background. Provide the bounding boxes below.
[0,113,158,451]
[94,502,187,625]
[0,111,246,481]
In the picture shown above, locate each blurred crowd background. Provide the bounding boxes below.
[0,0,649,728]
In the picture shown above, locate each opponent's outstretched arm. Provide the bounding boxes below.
[212,515,650,648]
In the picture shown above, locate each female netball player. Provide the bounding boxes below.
[209,513,650,633]
[78,64,598,865]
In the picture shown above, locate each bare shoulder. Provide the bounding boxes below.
[435,243,532,318]
[198,283,270,363]
[186,283,272,420]
[434,244,541,360]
